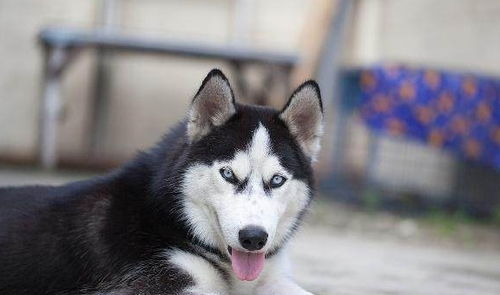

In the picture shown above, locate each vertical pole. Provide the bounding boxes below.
[39,46,66,169]
[89,0,120,152]
[316,0,353,175]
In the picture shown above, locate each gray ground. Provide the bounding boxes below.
[1,166,500,295]
[294,218,500,295]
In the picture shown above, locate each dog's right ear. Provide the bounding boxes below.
[187,69,236,142]
[280,81,323,161]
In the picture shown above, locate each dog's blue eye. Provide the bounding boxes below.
[220,167,237,183]
[270,175,286,188]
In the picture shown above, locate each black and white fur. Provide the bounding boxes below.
[0,69,323,295]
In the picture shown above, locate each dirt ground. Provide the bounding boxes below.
[1,167,500,294]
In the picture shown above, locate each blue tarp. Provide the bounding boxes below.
[359,65,500,169]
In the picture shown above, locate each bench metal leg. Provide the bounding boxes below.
[39,46,69,169]
[89,48,113,152]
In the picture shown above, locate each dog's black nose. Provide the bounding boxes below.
[239,225,268,251]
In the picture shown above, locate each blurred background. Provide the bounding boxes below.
[1,0,500,294]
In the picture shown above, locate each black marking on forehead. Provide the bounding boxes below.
[187,103,312,184]
[262,114,313,184]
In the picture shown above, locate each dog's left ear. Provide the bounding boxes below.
[187,69,236,142]
[280,81,323,161]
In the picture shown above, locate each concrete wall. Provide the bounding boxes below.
[1,0,499,188]
[343,0,500,196]
[347,0,500,75]
[0,0,95,158]
[0,0,310,162]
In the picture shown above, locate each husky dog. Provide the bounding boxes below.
[0,69,323,295]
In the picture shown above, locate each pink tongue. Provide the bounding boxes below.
[230,249,265,281]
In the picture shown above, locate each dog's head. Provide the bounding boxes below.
[181,69,323,281]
